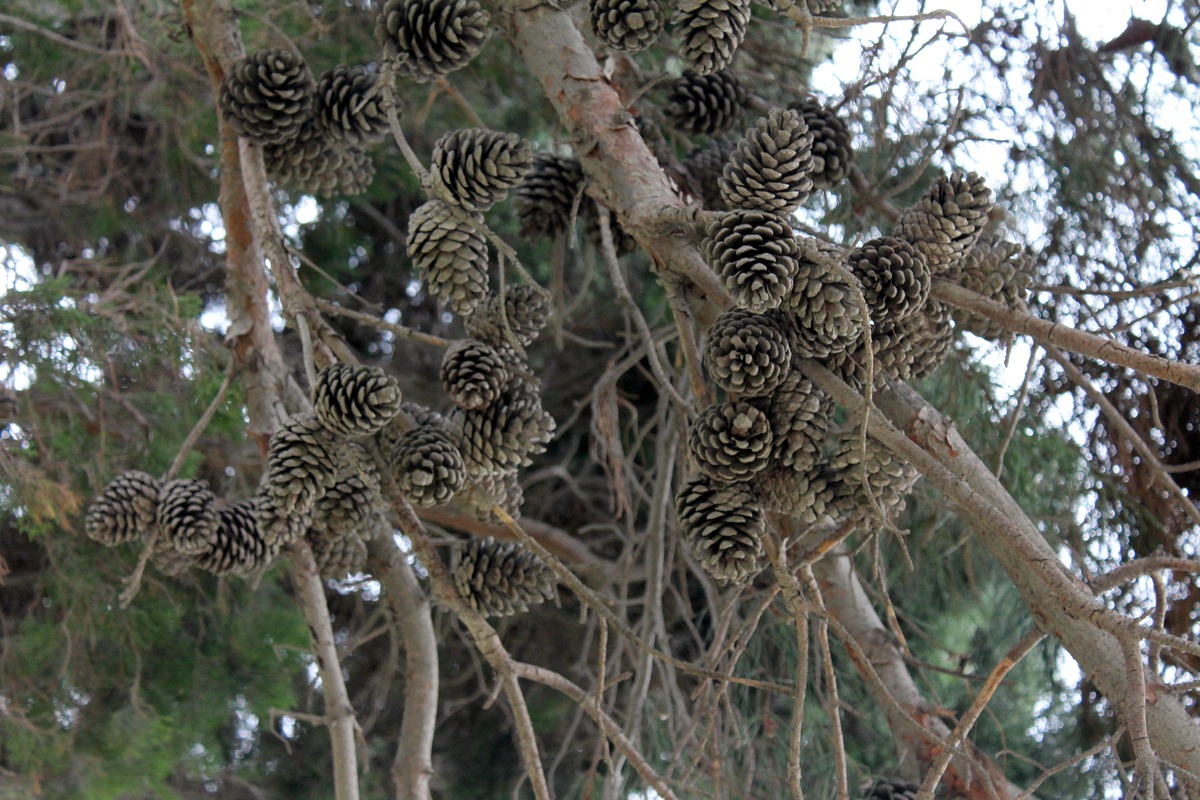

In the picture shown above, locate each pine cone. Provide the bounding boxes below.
[407,199,490,315]
[719,108,815,216]
[262,412,345,519]
[703,308,792,397]
[312,472,385,540]
[454,377,555,474]
[309,529,368,579]
[219,48,314,146]
[664,69,746,136]
[313,364,402,438]
[441,340,509,410]
[688,400,773,481]
[776,237,865,357]
[456,469,524,523]
[263,120,375,196]
[787,96,852,189]
[672,0,751,75]
[683,139,736,210]
[705,210,799,312]
[675,475,763,584]
[150,536,196,577]
[431,128,533,212]
[376,0,492,82]
[453,537,556,616]
[827,433,919,520]
[896,171,993,271]
[157,478,220,556]
[753,462,836,523]
[863,779,919,800]
[590,0,664,52]
[872,300,954,382]
[195,499,272,577]
[391,425,467,507]
[465,285,550,350]
[254,489,309,549]
[315,64,389,146]
[766,370,832,472]
[848,237,931,326]
[513,153,585,240]
[85,470,161,546]
[942,234,1033,340]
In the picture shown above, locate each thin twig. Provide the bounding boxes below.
[916,629,1045,800]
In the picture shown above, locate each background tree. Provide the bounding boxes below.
[1,1,1199,799]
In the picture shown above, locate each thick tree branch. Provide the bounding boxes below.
[934,281,1200,393]
[184,3,362,796]
[797,360,1200,777]
[367,536,438,800]
[497,0,730,309]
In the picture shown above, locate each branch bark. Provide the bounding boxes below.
[797,359,1200,777]
[367,536,438,800]
[933,281,1200,393]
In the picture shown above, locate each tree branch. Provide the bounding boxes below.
[367,536,438,800]
[933,281,1200,393]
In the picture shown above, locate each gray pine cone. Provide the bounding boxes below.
[313,364,403,438]
[263,120,375,197]
[683,138,736,210]
[896,171,993,271]
[776,237,865,358]
[688,400,773,481]
[675,475,763,584]
[157,478,220,556]
[847,236,931,326]
[665,69,746,136]
[407,199,490,315]
[431,128,533,212]
[254,489,309,549]
[719,108,815,216]
[453,537,556,616]
[753,462,836,524]
[219,48,314,146]
[315,65,389,146]
[703,308,792,397]
[85,470,162,546]
[309,529,368,579]
[672,0,751,75]
[262,412,344,519]
[442,340,509,410]
[942,235,1033,340]
[766,370,832,472]
[705,210,799,312]
[465,285,550,351]
[376,0,492,82]
[513,153,585,240]
[827,432,919,520]
[454,377,555,474]
[392,425,467,507]
[150,536,196,577]
[864,779,920,800]
[591,0,665,52]
[456,469,524,523]
[873,299,954,382]
[312,471,385,540]
[195,499,272,577]
[787,96,852,189]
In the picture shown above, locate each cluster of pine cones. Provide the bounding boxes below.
[672,104,1033,584]
[85,358,557,615]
